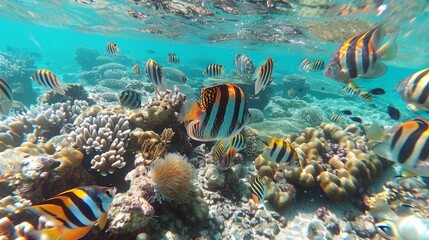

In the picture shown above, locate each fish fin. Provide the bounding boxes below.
[400,169,418,178]
[369,199,398,221]
[374,221,399,240]
[377,32,398,60]
[97,213,107,230]
[361,62,387,78]
[39,226,63,240]
[60,224,93,240]
[406,104,418,113]
[178,100,202,122]
[370,24,384,50]
[186,120,204,140]
[372,142,393,161]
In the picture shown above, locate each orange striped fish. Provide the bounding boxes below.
[179,83,250,142]
[396,68,429,112]
[27,185,116,240]
[30,69,66,95]
[254,56,274,95]
[324,24,397,84]
[213,134,246,170]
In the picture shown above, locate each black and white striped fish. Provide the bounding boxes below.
[254,56,274,95]
[251,175,268,205]
[330,114,344,122]
[213,134,246,170]
[342,81,361,95]
[119,89,141,109]
[373,118,429,177]
[299,58,325,73]
[203,64,224,78]
[0,77,13,115]
[179,83,250,142]
[299,58,311,73]
[233,54,255,76]
[30,69,66,95]
[27,185,116,240]
[396,68,429,112]
[260,137,300,168]
[106,42,119,54]
[179,73,187,83]
[360,91,373,101]
[132,63,141,76]
[167,53,179,64]
[145,59,166,92]
[324,24,397,84]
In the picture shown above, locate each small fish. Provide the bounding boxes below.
[213,134,246,170]
[203,64,224,78]
[299,58,311,73]
[369,88,386,95]
[341,110,353,115]
[396,68,429,112]
[30,69,66,95]
[365,121,387,142]
[0,77,13,115]
[350,117,362,123]
[27,185,116,240]
[342,82,361,95]
[251,175,268,205]
[311,59,325,71]
[179,73,187,84]
[254,56,274,95]
[301,59,325,72]
[330,114,344,122]
[373,118,429,177]
[324,24,397,84]
[387,105,400,120]
[145,59,166,92]
[119,89,141,109]
[261,137,300,168]
[288,88,295,97]
[234,54,255,76]
[132,64,141,76]
[167,53,179,64]
[359,91,373,101]
[106,42,119,54]
[369,199,429,240]
[179,83,250,142]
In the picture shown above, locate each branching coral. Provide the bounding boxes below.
[69,113,131,176]
[23,100,89,143]
[292,106,324,127]
[149,153,195,203]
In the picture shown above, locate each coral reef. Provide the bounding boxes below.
[129,128,174,165]
[248,108,264,124]
[203,164,247,191]
[280,123,389,201]
[292,106,325,127]
[39,84,96,105]
[69,113,131,176]
[282,74,311,99]
[0,115,32,151]
[149,153,195,203]
[74,47,101,71]
[22,100,89,143]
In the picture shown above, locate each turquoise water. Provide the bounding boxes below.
[0,1,429,240]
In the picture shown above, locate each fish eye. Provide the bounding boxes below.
[105,190,112,197]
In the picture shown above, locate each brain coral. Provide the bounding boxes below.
[149,153,195,203]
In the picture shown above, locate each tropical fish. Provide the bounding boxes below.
[369,88,386,95]
[359,91,373,101]
[288,88,295,97]
[324,24,397,84]
[27,185,116,240]
[369,199,429,240]
[0,77,13,115]
[179,73,187,84]
[299,58,311,73]
[330,114,344,122]
[119,89,141,109]
[203,64,224,78]
[106,42,119,54]
[260,137,300,168]
[387,105,400,120]
[167,53,179,64]
[233,54,255,76]
[396,68,429,112]
[145,59,166,92]
[373,118,429,177]
[365,121,387,142]
[254,56,274,95]
[213,134,246,170]
[251,175,268,205]
[300,59,325,73]
[342,82,361,95]
[132,63,141,76]
[30,69,66,95]
[179,83,250,142]
[341,110,353,115]
[350,117,363,123]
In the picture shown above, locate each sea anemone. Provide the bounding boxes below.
[149,153,195,203]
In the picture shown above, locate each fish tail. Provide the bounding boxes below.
[377,32,398,60]
[369,199,398,221]
[39,226,63,240]
[178,100,202,122]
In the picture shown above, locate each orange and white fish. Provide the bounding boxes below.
[27,185,116,240]
[396,68,429,112]
[324,24,397,84]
